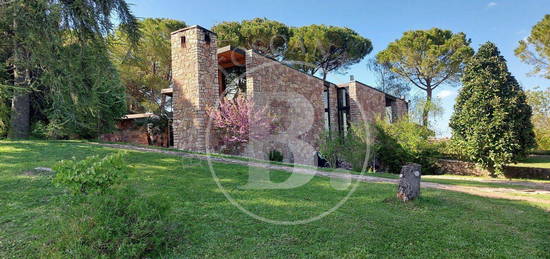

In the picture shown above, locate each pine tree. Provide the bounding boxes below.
[1,0,138,139]
[450,42,536,174]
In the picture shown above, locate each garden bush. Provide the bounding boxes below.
[373,118,441,174]
[319,124,374,171]
[341,123,374,172]
[319,119,443,174]
[52,152,129,194]
[319,131,342,168]
[30,121,48,139]
[43,187,175,258]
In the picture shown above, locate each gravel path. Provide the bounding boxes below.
[423,175,550,190]
[94,143,550,209]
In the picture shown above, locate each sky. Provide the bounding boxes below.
[127,0,549,137]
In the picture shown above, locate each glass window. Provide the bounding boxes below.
[323,88,331,132]
[323,90,329,109]
[339,88,347,107]
[324,111,330,131]
[337,87,350,136]
[385,106,392,123]
[221,66,246,100]
[342,113,348,134]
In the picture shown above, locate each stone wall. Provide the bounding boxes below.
[391,99,408,122]
[345,81,408,124]
[99,120,170,147]
[437,159,550,179]
[100,120,149,146]
[245,51,326,165]
[348,81,386,123]
[436,159,489,176]
[171,26,219,152]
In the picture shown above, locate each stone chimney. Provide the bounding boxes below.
[171,26,219,152]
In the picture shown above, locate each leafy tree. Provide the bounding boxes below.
[409,95,443,128]
[0,12,11,137]
[367,59,410,98]
[526,87,550,150]
[373,118,439,174]
[286,25,372,80]
[207,96,275,154]
[39,41,128,138]
[515,15,550,79]
[212,18,291,59]
[450,42,535,175]
[1,0,138,138]
[110,18,186,113]
[377,28,473,126]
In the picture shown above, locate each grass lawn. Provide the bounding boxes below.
[514,155,550,169]
[1,140,550,258]
[101,141,550,191]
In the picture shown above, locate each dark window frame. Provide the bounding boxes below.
[337,87,350,136]
[180,36,186,48]
[323,87,331,132]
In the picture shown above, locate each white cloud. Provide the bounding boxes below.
[437,90,456,99]
[487,2,497,7]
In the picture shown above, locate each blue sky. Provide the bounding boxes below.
[128,0,549,136]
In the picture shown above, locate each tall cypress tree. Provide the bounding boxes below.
[450,42,535,174]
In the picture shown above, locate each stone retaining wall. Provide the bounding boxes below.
[437,159,550,179]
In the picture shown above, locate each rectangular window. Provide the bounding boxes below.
[385,97,396,123]
[180,36,186,48]
[324,111,330,131]
[337,88,350,136]
[323,88,330,131]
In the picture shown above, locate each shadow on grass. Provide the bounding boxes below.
[1,140,550,258]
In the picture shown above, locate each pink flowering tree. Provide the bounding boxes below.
[208,96,275,154]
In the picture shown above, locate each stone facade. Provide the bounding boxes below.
[99,119,170,147]
[171,26,219,152]
[244,51,326,164]
[327,82,339,133]
[169,25,408,164]
[391,99,408,123]
[347,81,386,123]
[344,81,408,124]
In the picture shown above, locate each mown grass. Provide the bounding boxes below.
[98,141,550,189]
[1,140,550,258]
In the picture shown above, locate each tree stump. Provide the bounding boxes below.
[396,163,421,201]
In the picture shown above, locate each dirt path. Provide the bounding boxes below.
[95,143,550,209]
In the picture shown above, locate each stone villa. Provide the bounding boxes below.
[104,25,408,165]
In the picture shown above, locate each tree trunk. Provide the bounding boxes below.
[8,15,31,139]
[8,68,31,139]
[422,87,432,127]
[396,163,421,201]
